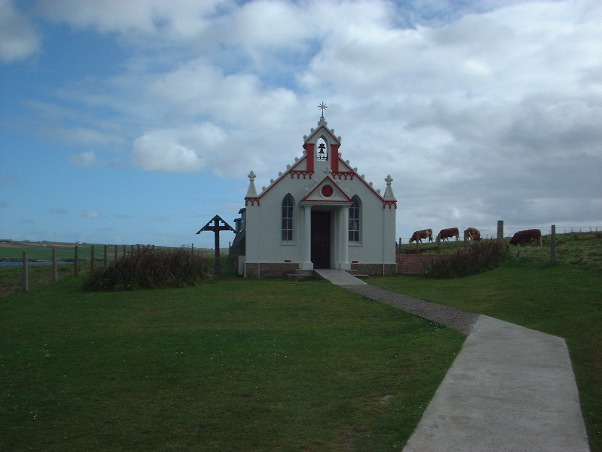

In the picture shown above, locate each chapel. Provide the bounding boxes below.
[230,107,397,277]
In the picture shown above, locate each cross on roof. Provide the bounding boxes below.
[318,102,327,118]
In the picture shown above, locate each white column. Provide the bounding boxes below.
[300,205,313,270]
[339,206,351,270]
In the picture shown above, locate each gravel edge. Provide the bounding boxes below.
[341,284,480,335]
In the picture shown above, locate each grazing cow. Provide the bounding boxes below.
[410,228,433,244]
[437,227,460,242]
[509,229,542,246]
[464,227,481,242]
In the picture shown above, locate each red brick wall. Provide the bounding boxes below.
[396,254,440,275]
[351,263,397,276]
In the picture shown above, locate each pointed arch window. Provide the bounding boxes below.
[349,196,361,242]
[317,137,328,161]
[281,194,294,241]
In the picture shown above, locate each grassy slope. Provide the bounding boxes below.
[371,258,602,451]
[0,276,464,451]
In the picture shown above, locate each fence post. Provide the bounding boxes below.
[74,245,79,276]
[550,225,556,265]
[114,244,118,261]
[497,220,504,240]
[104,245,108,267]
[22,251,29,292]
[90,245,95,274]
[52,247,58,283]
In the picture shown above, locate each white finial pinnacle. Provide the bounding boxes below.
[384,174,396,201]
[246,171,258,197]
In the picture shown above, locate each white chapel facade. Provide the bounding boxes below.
[231,110,397,277]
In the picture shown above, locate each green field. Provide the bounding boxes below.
[1,235,601,450]
[0,241,115,261]
[0,275,464,451]
[0,241,214,262]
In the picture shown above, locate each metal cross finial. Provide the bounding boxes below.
[318,102,327,118]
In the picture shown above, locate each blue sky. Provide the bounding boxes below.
[1,0,601,248]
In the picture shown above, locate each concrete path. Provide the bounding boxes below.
[403,315,589,452]
[314,269,367,286]
[316,270,590,452]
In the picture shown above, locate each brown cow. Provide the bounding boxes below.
[410,228,433,243]
[437,227,460,242]
[464,227,481,241]
[509,229,542,246]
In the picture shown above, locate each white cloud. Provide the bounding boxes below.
[36,0,229,41]
[68,151,98,167]
[0,0,40,62]
[131,123,226,173]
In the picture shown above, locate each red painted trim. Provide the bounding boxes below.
[330,144,340,172]
[245,197,260,206]
[304,143,315,173]
[337,159,388,202]
[290,170,314,179]
[331,171,354,180]
[301,175,353,203]
[304,125,341,145]
[254,155,309,201]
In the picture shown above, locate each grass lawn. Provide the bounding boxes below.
[370,257,602,452]
[0,275,464,451]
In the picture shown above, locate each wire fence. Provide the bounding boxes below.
[3,244,156,292]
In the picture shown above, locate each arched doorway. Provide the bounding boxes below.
[311,210,331,269]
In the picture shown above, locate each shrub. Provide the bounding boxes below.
[425,239,509,278]
[83,247,211,291]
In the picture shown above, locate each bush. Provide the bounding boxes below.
[83,247,211,291]
[425,239,509,278]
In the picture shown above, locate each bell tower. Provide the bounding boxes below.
[302,103,341,175]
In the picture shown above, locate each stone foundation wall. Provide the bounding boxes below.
[244,262,299,278]
[245,262,397,277]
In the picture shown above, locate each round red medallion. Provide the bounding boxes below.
[321,185,334,197]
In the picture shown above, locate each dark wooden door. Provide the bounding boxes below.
[311,211,331,269]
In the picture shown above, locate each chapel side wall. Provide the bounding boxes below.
[247,177,305,265]
[382,204,397,264]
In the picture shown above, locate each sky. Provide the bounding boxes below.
[1,0,601,249]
